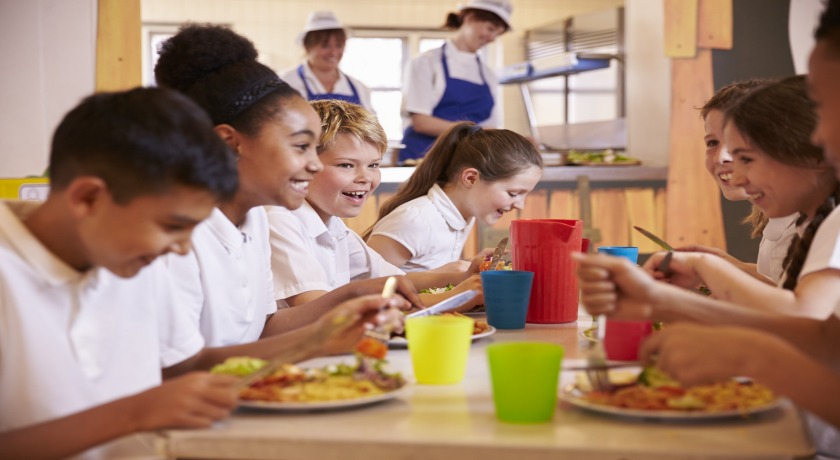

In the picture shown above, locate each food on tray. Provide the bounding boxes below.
[214,357,404,403]
[566,149,640,166]
[356,336,389,359]
[479,257,511,272]
[581,367,776,412]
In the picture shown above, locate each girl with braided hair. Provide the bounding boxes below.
[639,75,840,319]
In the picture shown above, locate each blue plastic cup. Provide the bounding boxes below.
[597,246,639,263]
[480,270,534,330]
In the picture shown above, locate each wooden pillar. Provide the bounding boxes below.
[663,0,732,249]
[95,0,141,91]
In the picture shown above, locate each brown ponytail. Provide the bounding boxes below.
[363,122,542,240]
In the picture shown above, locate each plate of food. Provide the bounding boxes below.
[560,367,781,421]
[212,357,408,411]
[389,313,495,347]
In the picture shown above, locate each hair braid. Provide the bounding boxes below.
[782,190,840,290]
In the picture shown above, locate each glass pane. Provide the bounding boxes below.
[419,38,445,54]
[568,93,617,123]
[344,38,403,88]
[371,90,404,141]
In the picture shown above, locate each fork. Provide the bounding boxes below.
[583,314,613,392]
[355,277,399,360]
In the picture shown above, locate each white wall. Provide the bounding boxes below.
[0,0,97,177]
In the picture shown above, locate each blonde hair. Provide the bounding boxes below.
[310,100,387,155]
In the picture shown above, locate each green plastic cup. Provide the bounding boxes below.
[487,342,564,423]
[406,315,474,385]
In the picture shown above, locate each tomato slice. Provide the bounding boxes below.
[355,336,388,359]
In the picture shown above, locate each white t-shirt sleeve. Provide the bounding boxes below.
[799,206,840,280]
[403,51,440,117]
[370,205,429,260]
[266,207,332,300]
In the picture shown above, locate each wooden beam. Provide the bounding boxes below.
[96,0,141,91]
[664,0,699,58]
[665,48,726,250]
[698,0,733,49]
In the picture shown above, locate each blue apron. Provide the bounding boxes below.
[297,65,362,105]
[400,43,495,163]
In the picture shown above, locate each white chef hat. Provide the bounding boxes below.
[459,0,513,31]
[296,11,348,46]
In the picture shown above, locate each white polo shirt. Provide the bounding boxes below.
[368,184,474,272]
[266,202,403,301]
[166,207,277,346]
[401,39,500,129]
[280,63,374,112]
[757,213,799,283]
[0,200,203,459]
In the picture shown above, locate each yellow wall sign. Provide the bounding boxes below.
[0,178,50,201]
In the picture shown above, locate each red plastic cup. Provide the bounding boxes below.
[604,320,653,361]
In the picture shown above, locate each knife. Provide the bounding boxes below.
[633,226,674,251]
[488,237,509,269]
[406,289,479,319]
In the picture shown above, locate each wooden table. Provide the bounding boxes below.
[161,318,815,460]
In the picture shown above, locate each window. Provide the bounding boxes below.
[341,29,452,143]
[141,23,181,86]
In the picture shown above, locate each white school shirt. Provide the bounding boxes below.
[756,213,799,283]
[280,63,374,112]
[401,39,501,130]
[799,205,840,281]
[166,207,277,347]
[266,202,403,300]
[369,183,475,272]
[0,201,203,459]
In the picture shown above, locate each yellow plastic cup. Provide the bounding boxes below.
[487,342,564,423]
[406,315,474,385]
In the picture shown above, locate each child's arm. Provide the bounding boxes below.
[164,295,408,378]
[0,372,237,460]
[366,235,412,268]
[415,275,484,312]
[676,244,774,285]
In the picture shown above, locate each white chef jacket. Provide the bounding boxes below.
[280,63,374,112]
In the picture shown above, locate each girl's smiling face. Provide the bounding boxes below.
[463,165,543,226]
[235,96,323,210]
[704,109,749,201]
[306,133,382,222]
[726,122,833,219]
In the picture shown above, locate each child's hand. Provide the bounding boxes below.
[573,252,657,320]
[317,295,407,355]
[131,372,238,430]
[642,251,704,288]
[468,248,496,274]
[347,276,423,309]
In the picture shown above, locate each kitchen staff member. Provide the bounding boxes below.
[399,0,512,164]
[281,11,374,111]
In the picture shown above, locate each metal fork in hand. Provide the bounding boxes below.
[583,315,613,392]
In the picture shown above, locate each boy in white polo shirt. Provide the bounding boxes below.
[0,88,403,459]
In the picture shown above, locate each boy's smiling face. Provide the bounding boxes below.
[78,183,217,278]
[306,133,382,222]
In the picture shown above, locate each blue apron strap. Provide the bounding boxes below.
[297,65,317,100]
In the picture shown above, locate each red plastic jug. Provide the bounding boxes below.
[511,219,583,323]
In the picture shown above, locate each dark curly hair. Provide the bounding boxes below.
[816,0,840,56]
[154,23,301,136]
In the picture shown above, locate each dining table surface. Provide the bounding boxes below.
[160,312,816,460]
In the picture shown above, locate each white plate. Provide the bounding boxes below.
[559,383,782,421]
[238,383,410,412]
[388,325,496,347]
